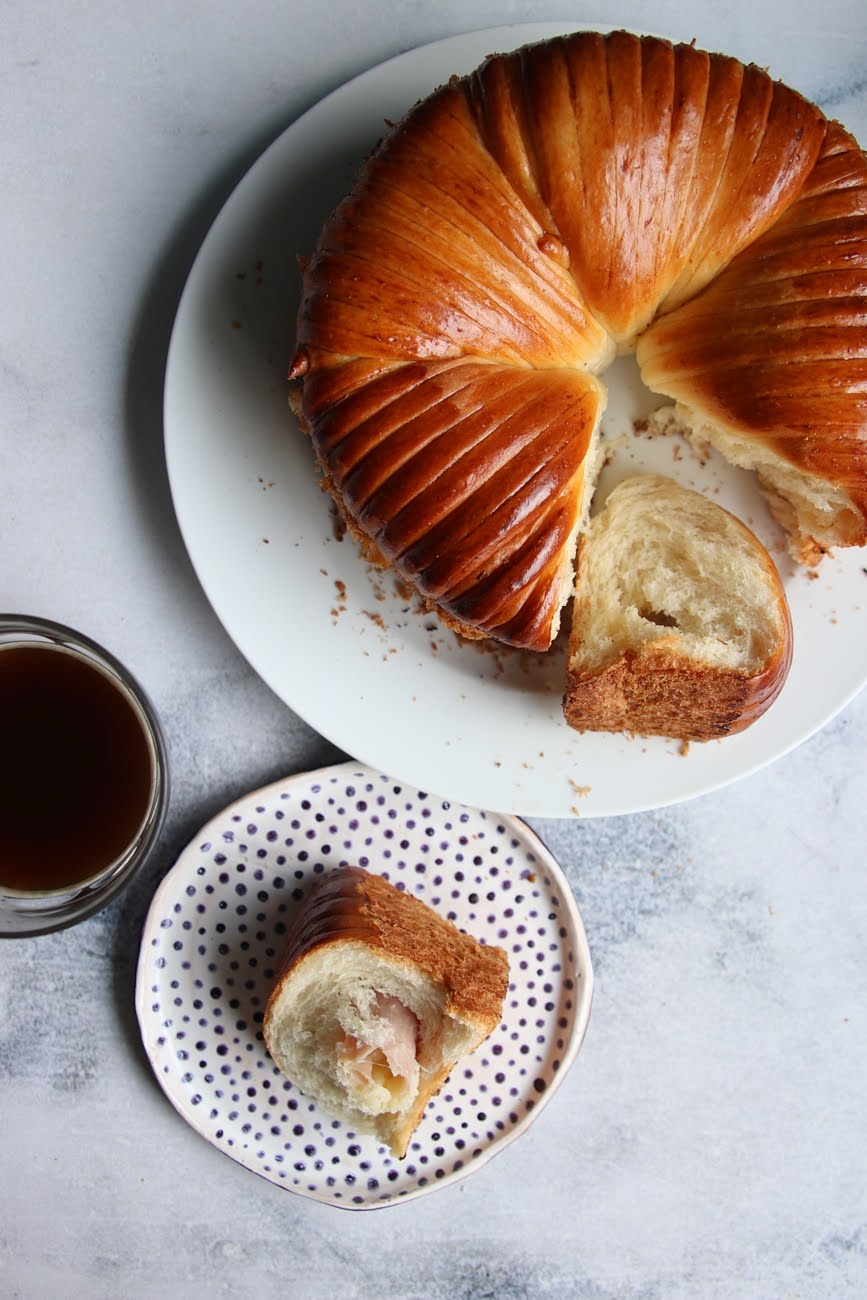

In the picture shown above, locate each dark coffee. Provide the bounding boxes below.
[0,644,154,892]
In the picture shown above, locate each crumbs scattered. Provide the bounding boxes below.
[453,629,548,679]
[234,260,264,285]
[361,609,388,631]
[599,434,628,468]
[258,476,276,490]
[329,501,347,543]
[331,579,348,621]
[634,408,713,464]
[679,740,691,757]
[569,779,592,797]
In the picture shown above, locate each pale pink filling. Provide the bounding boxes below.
[338,993,419,1091]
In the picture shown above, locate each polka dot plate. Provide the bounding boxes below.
[135,762,593,1210]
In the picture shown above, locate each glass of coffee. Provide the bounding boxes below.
[0,614,169,937]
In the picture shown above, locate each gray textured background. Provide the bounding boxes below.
[2,1,866,1295]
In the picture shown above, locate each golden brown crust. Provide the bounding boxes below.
[299,357,605,650]
[637,120,867,549]
[267,867,510,1034]
[467,33,826,342]
[295,78,610,371]
[290,29,866,654]
[563,638,793,742]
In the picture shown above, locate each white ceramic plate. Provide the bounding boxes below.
[135,763,593,1210]
[164,23,867,818]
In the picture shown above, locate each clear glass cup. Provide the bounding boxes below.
[0,614,169,937]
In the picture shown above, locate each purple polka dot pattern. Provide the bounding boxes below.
[135,763,593,1210]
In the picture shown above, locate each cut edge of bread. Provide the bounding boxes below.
[644,402,866,565]
[265,940,494,1156]
[563,474,794,741]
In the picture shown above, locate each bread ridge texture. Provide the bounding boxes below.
[563,475,794,740]
[269,865,509,1029]
[263,867,509,1156]
[289,28,867,651]
[637,119,867,562]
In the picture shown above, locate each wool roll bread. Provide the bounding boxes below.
[263,867,509,1157]
[563,476,794,740]
[289,29,867,653]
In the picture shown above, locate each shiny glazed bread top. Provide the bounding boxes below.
[290,30,867,648]
[269,866,510,1032]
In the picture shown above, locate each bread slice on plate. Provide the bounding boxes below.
[263,867,509,1157]
[563,475,793,741]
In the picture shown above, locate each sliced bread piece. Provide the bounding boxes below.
[263,867,509,1157]
[563,475,793,741]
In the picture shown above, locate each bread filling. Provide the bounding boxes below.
[335,991,420,1114]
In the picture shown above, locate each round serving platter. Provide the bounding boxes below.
[164,24,867,816]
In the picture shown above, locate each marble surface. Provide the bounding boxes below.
[2,1,866,1295]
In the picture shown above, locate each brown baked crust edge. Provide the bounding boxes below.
[289,383,493,644]
[265,866,510,1035]
[563,630,794,742]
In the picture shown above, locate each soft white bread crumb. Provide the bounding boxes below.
[642,403,861,564]
[563,475,793,740]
